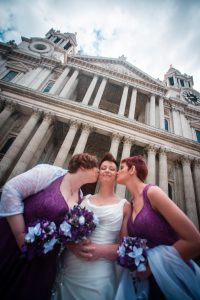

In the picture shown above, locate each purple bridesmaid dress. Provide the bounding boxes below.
[127,184,179,300]
[0,176,76,300]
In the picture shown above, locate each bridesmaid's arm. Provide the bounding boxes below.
[120,201,131,238]
[7,214,26,249]
[148,186,200,261]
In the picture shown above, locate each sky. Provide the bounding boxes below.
[0,0,200,90]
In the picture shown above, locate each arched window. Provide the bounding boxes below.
[165,119,169,131]
[43,81,54,93]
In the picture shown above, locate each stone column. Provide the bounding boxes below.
[146,144,157,184]
[159,97,165,130]
[73,124,92,155]
[109,133,121,159]
[19,67,42,87]
[193,158,200,221]
[49,67,70,95]
[0,109,41,184]
[172,107,181,135]
[30,68,52,90]
[9,113,54,178]
[59,69,79,98]
[82,75,98,105]
[0,101,16,129]
[118,85,129,116]
[54,120,80,167]
[180,112,192,139]
[181,156,199,229]
[159,147,168,194]
[128,88,137,120]
[92,78,107,108]
[116,137,132,198]
[145,99,150,125]
[174,161,185,211]
[149,95,156,127]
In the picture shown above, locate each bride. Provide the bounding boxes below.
[52,153,131,300]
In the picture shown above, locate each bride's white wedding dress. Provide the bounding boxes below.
[52,195,127,300]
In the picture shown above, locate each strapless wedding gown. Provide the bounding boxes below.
[52,195,127,300]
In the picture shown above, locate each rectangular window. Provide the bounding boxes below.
[64,42,72,50]
[43,81,54,93]
[1,70,18,82]
[169,77,174,86]
[180,79,184,87]
[165,119,169,131]
[54,37,61,44]
[196,130,200,143]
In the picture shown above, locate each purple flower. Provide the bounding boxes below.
[22,219,59,259]
[117,236,148,271]
[58,204,98,244]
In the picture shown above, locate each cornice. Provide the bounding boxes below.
[67,56,167,96]
[74,55,166,88]
[0,80,200,157]
[0,44,62,70]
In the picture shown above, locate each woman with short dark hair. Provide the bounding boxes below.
[116,155,200,300]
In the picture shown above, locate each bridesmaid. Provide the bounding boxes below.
[0,153,99,300]
[116,155,200,300]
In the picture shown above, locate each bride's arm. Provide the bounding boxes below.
[68,202,131,261]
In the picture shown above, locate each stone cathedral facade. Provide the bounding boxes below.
[0,29,200,228]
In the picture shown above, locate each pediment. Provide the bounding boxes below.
[7,60,29,73]
[75,55,165,88]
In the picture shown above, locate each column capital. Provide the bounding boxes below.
[171,104,181,113]
[5,100,17,112]
[123,136,134,145]
[43,111,55,123]
[180,155,193,166]
[111,132,121,142]
[69,119,80,129]
[193,157,200,166]
[81,123,93,133]
[31,107,42,118]
[159,147,169,155]
[147,144,158,153]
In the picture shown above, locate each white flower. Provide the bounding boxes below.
[118,245,126,257]
[43,237,58,254]
[137,262,146,272]
[49,221,56,232]
[60,221,72,237]
[25,223,41,243]
[79,216,85,225]
[128,246,145,266]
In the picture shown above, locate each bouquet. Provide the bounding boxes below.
[117,236,149,272]
[21,219,58,259]
[58,204,99,245]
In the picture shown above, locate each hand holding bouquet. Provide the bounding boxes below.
[21,220,58,259]
[117,236,149,272]
[58,204,99,245]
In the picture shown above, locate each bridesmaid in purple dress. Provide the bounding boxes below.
[0,153,99,300]
[116,155,200,300]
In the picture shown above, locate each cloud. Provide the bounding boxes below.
[0,0,199,90]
